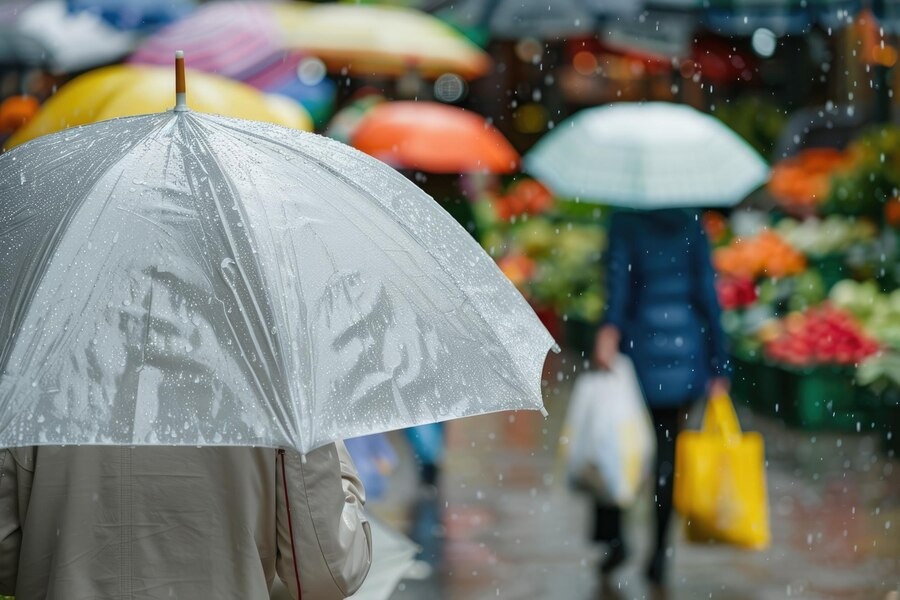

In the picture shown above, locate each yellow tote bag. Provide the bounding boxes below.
[673,393,770,549]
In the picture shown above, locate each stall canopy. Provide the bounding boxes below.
[646,0,861,35]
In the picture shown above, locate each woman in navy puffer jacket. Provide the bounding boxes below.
[593,208,730,585]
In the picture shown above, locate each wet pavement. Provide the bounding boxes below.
[368,355,900,600]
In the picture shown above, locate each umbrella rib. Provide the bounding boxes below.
[182,116,299,447]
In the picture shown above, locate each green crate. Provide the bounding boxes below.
[730,355,758,407]
[779,367,873,432]
[853,385,883,433]
[753,362,788,418]
[878,388,900,456]
[562,317,598,360]
[810,255,849,291]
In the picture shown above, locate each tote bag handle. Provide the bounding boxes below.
[702,393,742,439]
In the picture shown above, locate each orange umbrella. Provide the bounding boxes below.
[349,101,519,174]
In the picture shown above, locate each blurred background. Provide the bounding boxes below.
[0,0,898,598]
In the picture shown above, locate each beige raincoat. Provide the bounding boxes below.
[0,443,371,599]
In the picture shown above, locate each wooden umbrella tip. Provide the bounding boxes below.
[174,50,187,112]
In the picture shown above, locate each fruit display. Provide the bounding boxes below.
[857,351,900,391]
[756,269,826,313]
[828,280,900,350]
[702,210,729,245]
[768,148,852,213]
[496,253,536,291]
[713,230,806,279]
[475,179,606,324]
[774,216,878,257]
[716,124,898,439]
[825,125,900,218]
[886,197,900,229]
[491,178,554,222]
[763,304,882,367]
[716,277,757,310]
[527,223,606,322]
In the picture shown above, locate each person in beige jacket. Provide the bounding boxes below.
[0,442,372,599]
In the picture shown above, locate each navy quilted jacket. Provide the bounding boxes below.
[603,209,729,407]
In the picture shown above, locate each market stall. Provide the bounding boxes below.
[712,124,899,450]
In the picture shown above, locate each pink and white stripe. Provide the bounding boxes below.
[128,2,290,83]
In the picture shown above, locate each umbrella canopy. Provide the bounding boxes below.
[262,71,336,127]
[128,2,336,125]
[349,101,520,174]
[128,1,295,85]
[523,102,768,208]
[0,99,554,454]
[5,65,312,149]
[66,0,195,31]
[274,2,491,79]
[0,0,137,73]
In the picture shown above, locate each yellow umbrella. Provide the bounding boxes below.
[6,65,313,149]
[273,3,491,80]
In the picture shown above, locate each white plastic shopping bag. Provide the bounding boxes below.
[561,355,655,507]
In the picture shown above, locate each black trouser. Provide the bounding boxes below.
[593,405,684,558]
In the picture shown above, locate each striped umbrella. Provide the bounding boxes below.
[129,2,336,124]
[128,2,294,85]
[131,2,490,81]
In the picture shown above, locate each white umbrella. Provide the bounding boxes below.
[0,59,555,454]
[1,0,136,73]
[523,102,769,208]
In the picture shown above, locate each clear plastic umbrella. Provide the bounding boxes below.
[523,102,769,208]
[0,56,555,454]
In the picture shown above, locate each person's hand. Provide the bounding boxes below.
[708,376,730,399]
[593,325,620,370]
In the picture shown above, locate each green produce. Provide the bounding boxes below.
[714,97,786,158]
[527,223,606,322]
[788,270,827,312]
[825,125,900,218]
[829,280,900,349]
[775,216,877,257]
[512,219,557,257]
[755,270,826,315]
[856,351,900,391]
[476,187,607,324]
